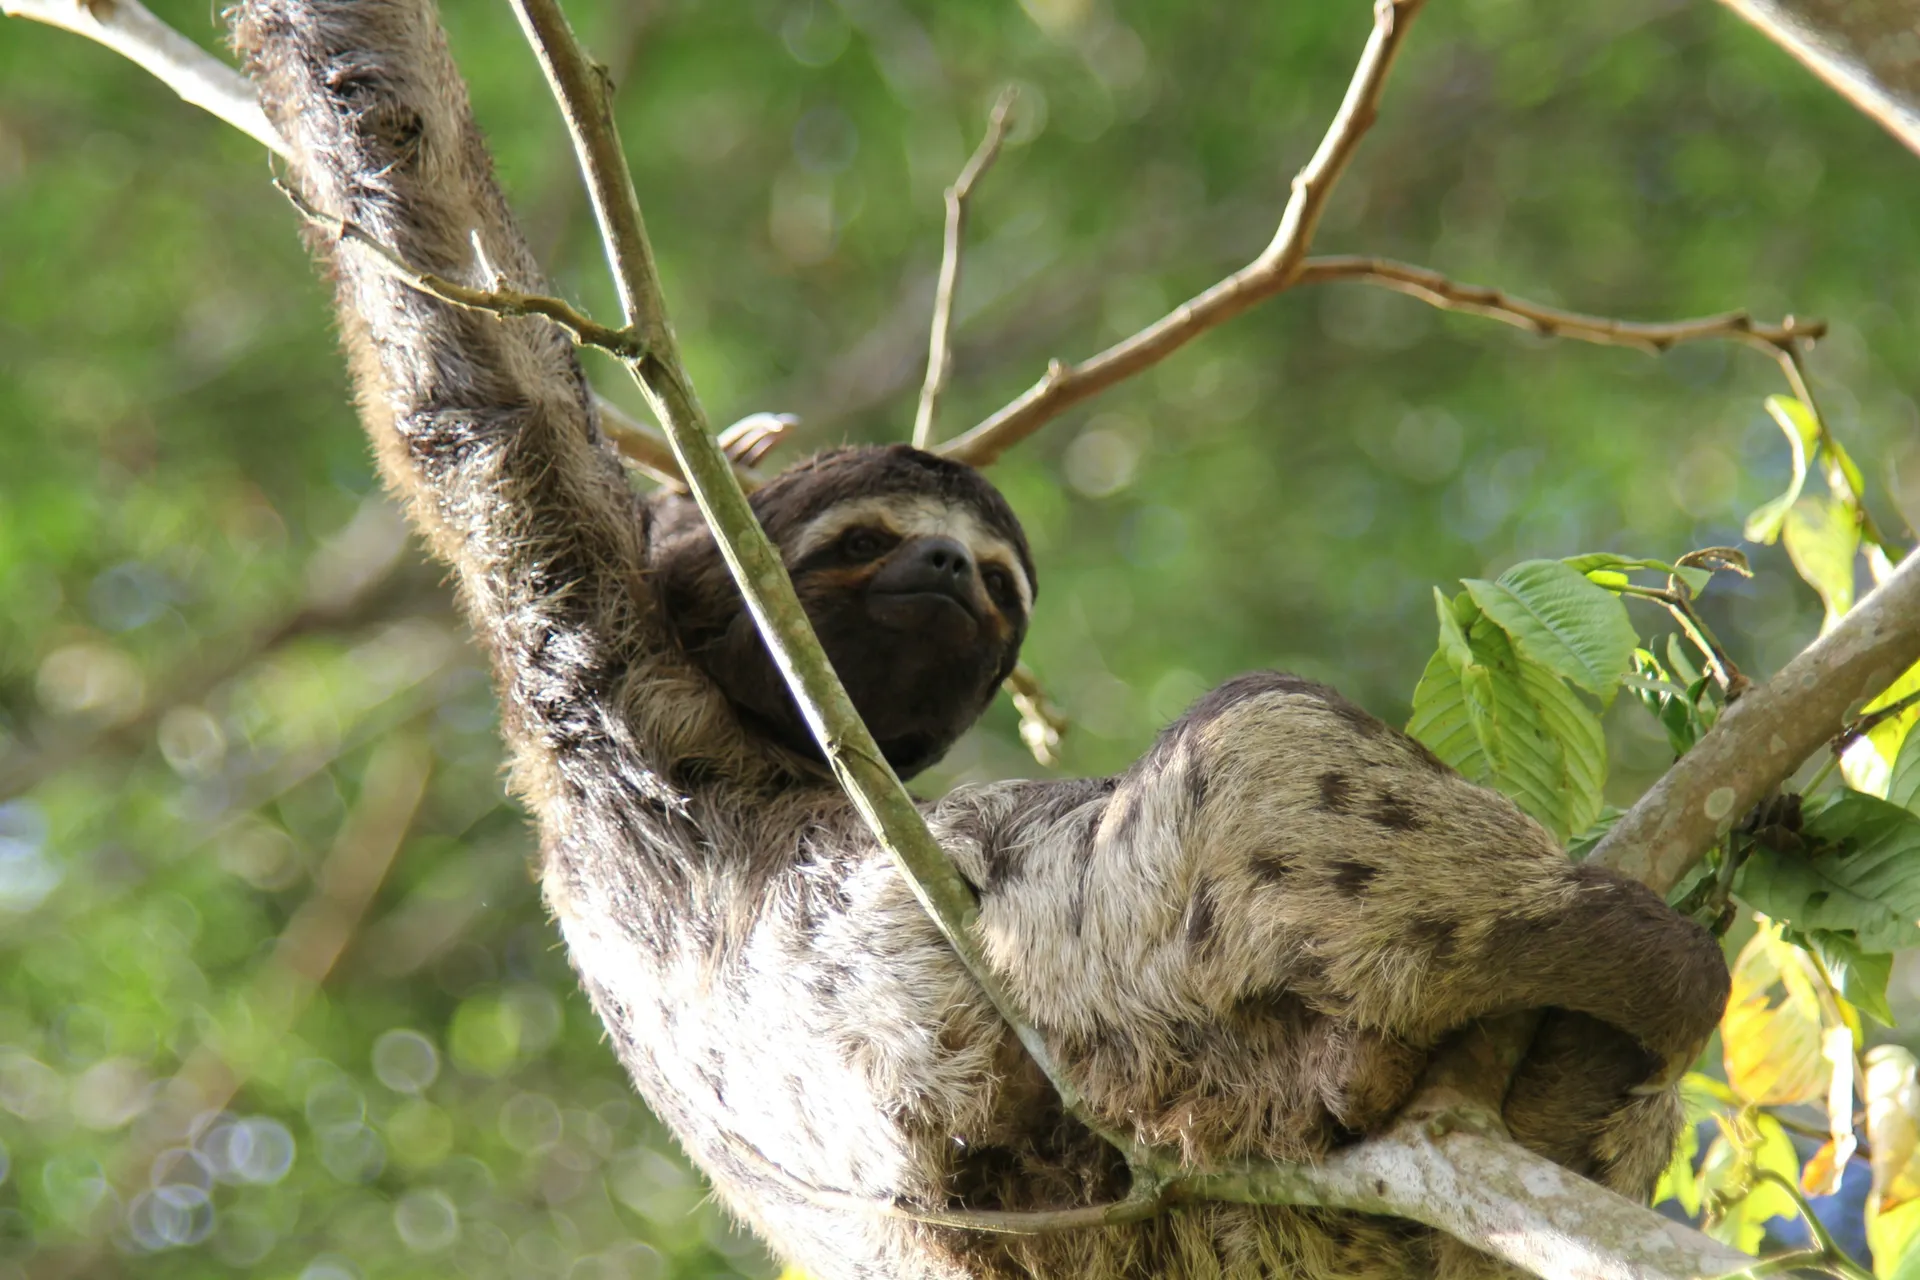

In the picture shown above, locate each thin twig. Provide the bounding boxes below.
[938,0,1428,467]
[913,87,1017,450]
[1297,256,1822,353]
[279,182,645,357]
[1751,1170,1875,1280]
[1834,687,1920,753]
[1004,663,1068,767]
[1614,582,1749,698]
[1,0,285,153]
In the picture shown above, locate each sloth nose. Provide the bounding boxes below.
[914,537,973,581]
[869,535,978,605]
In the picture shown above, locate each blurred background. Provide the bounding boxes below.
[1,0,1918,1275]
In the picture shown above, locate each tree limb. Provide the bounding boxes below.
[1715,0,1920,158]
[913,87,1017,450]
[0,0,282,152]
[1593,547,1920,893]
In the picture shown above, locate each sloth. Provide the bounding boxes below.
[233,1,1731,1277]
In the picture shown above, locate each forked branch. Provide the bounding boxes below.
[938,0,1429,466]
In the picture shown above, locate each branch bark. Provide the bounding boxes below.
[1593,547,1920,894]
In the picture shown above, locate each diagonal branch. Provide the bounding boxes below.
[501,0,1096,1127]
[0,0,748,492]
[912,87,1017,450]
[1,0,282,152]
[938,0,1427,467]
[1715,0,1920,159]
[1593,546,1920,893]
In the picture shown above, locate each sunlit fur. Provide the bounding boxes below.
[234,2,1731,1275]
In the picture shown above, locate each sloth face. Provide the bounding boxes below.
[657,445,1035,779]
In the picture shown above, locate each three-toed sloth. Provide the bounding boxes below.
[235,0,1731,1275]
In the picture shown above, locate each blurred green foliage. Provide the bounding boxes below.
[1,0,1918,1276]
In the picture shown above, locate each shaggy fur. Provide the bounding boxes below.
[233,2,1731,1275]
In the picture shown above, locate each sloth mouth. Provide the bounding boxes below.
[866,588,981,637]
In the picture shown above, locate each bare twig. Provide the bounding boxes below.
[1714,0,1920,159]
[1004,663,1067,767]
[1296,256,1823,354]
[939,0,1428,467]
[912,87,1017,450]
[1614,582,1750,699]
[1,0,284,153]
[1834,686,1920,753]
[1592,546,1920,893]
[281,182,645,356]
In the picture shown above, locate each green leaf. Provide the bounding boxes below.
[1736,791,1920,953]
[1464,560,1637,703]
[1744,394,1820,543]
[1783,495,1860,627]
[1408,614,1607,840]
[1800,928,1895,1026]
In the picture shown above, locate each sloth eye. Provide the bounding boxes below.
[841,528,893,561]
[982,566,1018,609]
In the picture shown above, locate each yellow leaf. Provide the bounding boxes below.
[1868,1045,1920,1213]
[1804,1138,1841,1197]
[1700,1113,1803,1254]
[1723,922,1833,1106]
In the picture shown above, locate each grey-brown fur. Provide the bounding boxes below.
[232,2,1730,1275]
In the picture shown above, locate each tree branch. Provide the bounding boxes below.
[1294,256,1823,353]
[1715,0,1920,159]
[1,0,283,152]
[938,0,1427,467]
[912,87,1016,450]
[1592,547,1920,893]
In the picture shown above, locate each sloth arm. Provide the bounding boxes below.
[234,0,681,812]
[947,673,1729,1080]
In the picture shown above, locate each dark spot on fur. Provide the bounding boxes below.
[1370,788,1424,831]
[1330,860,1379,895]
[1186,880,1219,953]
[1410,916,1459,961]
[1250,848,1295,884]
[1317,770,1354,813]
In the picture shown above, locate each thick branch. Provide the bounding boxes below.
[913,88,1016,450]
[938,0,1427,467]
[1593,547,1920,893]
[1716,0,1920,158]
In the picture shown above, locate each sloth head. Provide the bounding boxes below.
[657,445,1035,779]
